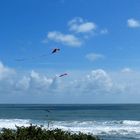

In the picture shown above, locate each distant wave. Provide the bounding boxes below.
[0,119,140,139]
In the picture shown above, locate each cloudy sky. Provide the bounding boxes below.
[0,0,140,103]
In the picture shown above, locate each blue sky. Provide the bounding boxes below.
[0,0,140,103]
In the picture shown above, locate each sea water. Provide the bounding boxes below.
[0,104,140,140]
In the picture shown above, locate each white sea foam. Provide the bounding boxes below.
[0,119,140,138]
[123,120,140,126]
[49,120,140,138]
[0,119,30,129]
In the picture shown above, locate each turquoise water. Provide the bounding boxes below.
[0,104,140,140]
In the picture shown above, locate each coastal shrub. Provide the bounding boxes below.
[0,125,100,140]
[0,128,16,140]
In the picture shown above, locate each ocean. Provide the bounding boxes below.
[0,104,140,140]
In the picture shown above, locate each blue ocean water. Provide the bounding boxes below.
[0,104,140,140]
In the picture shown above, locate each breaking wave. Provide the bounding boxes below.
[0,119,140,139]
[0,119,30,129]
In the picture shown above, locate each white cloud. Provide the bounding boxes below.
[46,31,82,47]
[0,62,16,94]
[0,63,122,98]
[20,70,54,93]
[44,17,108,47]
[82,69,113,93]
[127,18,140,28]
[16,76,30,90]
[100,29,108,34]
[2,61,140,103]
[86,53,105,61]
[68,17,96,33]
[0,62,53,95]
[0,61,15,80]
[121,68,132,73]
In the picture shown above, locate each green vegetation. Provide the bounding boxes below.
[0,125,100,140]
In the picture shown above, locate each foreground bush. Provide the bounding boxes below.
[0,125,100,140]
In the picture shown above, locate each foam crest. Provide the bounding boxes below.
[123,120,140,126]
[0,119,30,129]
[1,119,140,139]
[48,120,140,137]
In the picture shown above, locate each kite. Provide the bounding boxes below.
[59,73,68,77]
[52,48,60,54]
[15,48,60,62]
